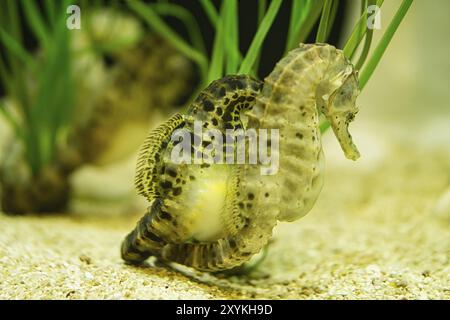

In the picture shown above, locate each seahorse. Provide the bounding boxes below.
[121,43,360,271]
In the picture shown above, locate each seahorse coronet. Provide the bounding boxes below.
[122,44,360,271]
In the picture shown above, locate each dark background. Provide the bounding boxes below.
[0,0,349,97]
[141,0,349,78]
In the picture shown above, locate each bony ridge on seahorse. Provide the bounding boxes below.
[121,43,361,271]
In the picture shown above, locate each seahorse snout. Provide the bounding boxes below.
[331,119,360,160]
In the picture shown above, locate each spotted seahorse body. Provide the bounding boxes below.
[121,44,360,271]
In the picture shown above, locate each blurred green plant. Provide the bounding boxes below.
[128,0,283,86]
[0,0,414,176]
[321,0,413,132]
[358,0,413,89]
[0,0,73,175]
[127,0,413,131]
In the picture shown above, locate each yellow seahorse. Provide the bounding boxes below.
[121,43,360,271]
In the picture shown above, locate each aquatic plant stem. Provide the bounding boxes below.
[207,1,225,83]
[316,0,334,43]
[128,1,209,80]
[343,0,384,59]
[238,0,282,74]
[199,0,219,26]
[224,0,240,74]
[359,0,414,90]
[251,0,268,76]
[151,2,207,58]
[355,1,375,70]
[286,0,308,53]
[321,0,413,133]
[285,0,324,53]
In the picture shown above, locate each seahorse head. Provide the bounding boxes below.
[328,70,360,160]
[318,63,360,161]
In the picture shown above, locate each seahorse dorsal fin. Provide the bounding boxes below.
[134,113,185,201]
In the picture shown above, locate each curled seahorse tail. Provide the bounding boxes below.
[121,199,167,264]
[160,218,277,271]
[121,230,151,264]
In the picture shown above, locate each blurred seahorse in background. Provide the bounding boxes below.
[121,43,361,271]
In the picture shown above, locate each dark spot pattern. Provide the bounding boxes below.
[173,187,182,196]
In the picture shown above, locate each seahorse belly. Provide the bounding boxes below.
[176,165,231,242]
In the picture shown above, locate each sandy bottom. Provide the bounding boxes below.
[0,124,449,299]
